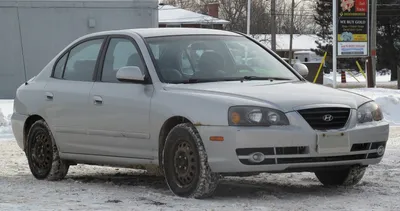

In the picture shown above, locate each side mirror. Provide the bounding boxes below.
[293,63,309,77]
[116,66,145,82]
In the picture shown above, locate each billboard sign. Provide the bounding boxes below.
[337,0,369,57]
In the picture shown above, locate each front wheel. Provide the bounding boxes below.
[162,123,220,198]
[315,166,366,186]
[26,120,69,181]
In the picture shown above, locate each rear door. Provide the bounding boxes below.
[44,37,106,153]
[85,35,154,158]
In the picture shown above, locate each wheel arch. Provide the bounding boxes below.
[158,116,193,166]
[23,114,45,152]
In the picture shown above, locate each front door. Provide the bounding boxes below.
[86,37,154,159]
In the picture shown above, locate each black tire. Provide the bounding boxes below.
[162,123,219,198]
[315,166,366,186]
[26,119,69,181]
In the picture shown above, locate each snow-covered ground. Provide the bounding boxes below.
[0,128,399,210]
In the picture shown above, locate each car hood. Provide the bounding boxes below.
[163,80,371,112]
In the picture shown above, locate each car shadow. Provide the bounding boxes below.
[215,178,341,199]
[65,170,367,200]
[67,171,168,190]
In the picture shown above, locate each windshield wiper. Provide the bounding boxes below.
[241,76,293,81]
[182,78,218,84]
[178,76,293,84]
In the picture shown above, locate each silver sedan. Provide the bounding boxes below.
[11,28,389,198]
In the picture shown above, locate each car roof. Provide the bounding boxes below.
[132,28,240,38]
[86,27,242,38]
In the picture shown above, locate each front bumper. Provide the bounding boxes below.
[196,111,389,173]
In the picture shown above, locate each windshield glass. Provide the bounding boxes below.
[145,35,299,83]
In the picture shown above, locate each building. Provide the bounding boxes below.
[0,0,159,99]
[253,34,324,59]
[158,4,229,29]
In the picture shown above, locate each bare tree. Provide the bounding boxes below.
[160,0,200,10]
[275,0,316,34]
[160,0,317,35]
[199,0,270,34]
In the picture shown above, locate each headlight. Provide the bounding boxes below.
[228,106,289,126]
[357,101,383,123]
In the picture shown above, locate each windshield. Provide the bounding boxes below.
[145,35,300,83]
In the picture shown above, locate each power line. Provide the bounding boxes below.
[158,4,400,20]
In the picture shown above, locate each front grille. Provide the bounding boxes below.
[277,154,366,164]
[297,107,350,130]
[351,143,370,151]
[236,146,308,156]
[236,141,387,166]
[276,147,308,155]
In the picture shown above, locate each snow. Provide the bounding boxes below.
[253,34,323,51]
[323,71,392,85]
[158,5,230,25]
[343,88,400,126]
[0,128,399,210]
[0,100,13,141]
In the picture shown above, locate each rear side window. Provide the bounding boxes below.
[53,53,68,79]
[63,39,103,81]
[52,39,104,81]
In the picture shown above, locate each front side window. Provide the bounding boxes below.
[146,35,299,83]
[101,38,145,83]
[63,39,103,81]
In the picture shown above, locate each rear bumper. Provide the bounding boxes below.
[196,118,389,173]
[11,112,28,151]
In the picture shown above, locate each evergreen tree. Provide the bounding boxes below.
[376,0,400,81]
[313,0,332,59]
[313,0,352,70]
[312,0,400,75]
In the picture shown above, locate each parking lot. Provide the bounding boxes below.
[1,128,399,211]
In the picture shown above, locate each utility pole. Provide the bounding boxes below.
[288,0,295,63]
[370,0,377,87]
[271,0,277,52]
[247,0,251,35]
[332,0,337,88]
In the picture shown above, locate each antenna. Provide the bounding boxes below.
[17,7,28,85]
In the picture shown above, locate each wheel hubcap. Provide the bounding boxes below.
[30,130,52,176]
[173,140,197,187]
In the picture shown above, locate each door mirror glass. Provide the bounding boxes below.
[116,66,145,82]
[293,63,309,77]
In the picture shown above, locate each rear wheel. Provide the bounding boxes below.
[162,123,219,198]
[315,166,366,186]
[26,120,69,181]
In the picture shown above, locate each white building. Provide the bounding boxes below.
[158,4,229,28]
[253,34,325,60]
[0,0,159,98]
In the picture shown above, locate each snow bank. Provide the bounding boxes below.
[343,88,400,126]
[324,71,391,85]
[0,109,7,126]
[0,100,14,141]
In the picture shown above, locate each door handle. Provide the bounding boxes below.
[45,92,54,100]
[93,96,103,105]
